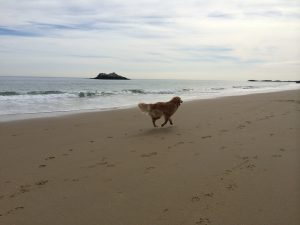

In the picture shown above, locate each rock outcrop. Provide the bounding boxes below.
[93,72,129,80]
[248,80,300,84]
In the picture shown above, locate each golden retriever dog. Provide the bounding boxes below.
[138,96,183,127]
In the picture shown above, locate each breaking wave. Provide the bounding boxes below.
[121,88,194,95]
[0,90,66,96]
[1,88,195,98]
[233,86,257,89]
[0,91,20,96]
[78,91,115,97]
[27,91,65,95]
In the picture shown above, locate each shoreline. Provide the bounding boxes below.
[1,87,299,123]
[1,89,299,225]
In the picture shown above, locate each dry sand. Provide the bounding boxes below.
[0,90,300,225]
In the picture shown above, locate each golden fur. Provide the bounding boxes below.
[138,96,183,127]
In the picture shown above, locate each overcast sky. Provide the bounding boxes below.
[0,0,299,80]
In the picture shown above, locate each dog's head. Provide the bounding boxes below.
[171,96,183,107]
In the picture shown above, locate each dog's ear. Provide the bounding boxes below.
[178,97,182,106]
[173,97,182,106]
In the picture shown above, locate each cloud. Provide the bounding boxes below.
[176,46,234,53]
[0,0,299,79]
[0,26,38,37]
[207,12,235,19]
[172,46,263,65]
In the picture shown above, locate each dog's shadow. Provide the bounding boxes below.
[135,126,177,137]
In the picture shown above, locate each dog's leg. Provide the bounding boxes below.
[169,118,173,125]
[161,116,169,127]
[152,117,158,127]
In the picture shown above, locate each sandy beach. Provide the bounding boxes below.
[0,90,299,225]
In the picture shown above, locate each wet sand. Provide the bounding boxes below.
[0,90,300,225]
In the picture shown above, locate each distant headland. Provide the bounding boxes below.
[248,79,300,84]
[92,72,130,80]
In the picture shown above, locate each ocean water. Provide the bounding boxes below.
[0,76,299,121]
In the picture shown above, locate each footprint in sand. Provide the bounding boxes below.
[196,217,211,225]
[9,193,16,198]
[87,164,97,168]
[204,192,214,198]
[226,183,238,191]
[272,154,282,158]
[106,164,115,167]
[162,208,169,213]
[35,180,48,186]
[19,184,31,193]
[219,129,228,133]
[192,192,214,203]
[141,152,158,157]
[45,156,55,160]
[39,164,47,168]
[10,180,48,198]
[97,161,108,166]
[235,155,244,160]
[5,206,24,215]
[171,141,185,148]
[191,195,201,202]
[86,160,109,168]
[201,135,212,139]
[145,166,155,173]
[246,164,256,170]
[237,124,246,129]
[224,169,232,175]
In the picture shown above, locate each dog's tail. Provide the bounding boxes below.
[138,103,150,113]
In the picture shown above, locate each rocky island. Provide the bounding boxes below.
[93,72,130,80]
[248,79,300,84]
